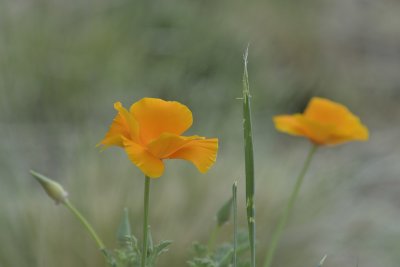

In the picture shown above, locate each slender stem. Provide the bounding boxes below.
[263,144,318,267]
[64,200,106,252]
[141,176,151,267]
[242,46,256,267]
[207,225,219,252]
[232,181,238,267]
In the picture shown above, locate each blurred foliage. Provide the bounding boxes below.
[111,208,172,267]
[188,229,250,267]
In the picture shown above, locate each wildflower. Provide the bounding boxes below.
[273,97,369,145]
[100,98,218,178]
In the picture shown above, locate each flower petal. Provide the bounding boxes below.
[274,114,341,144]
[294,116,339,145]
[167,137,218,173]
[123,139,165,178]
[147,133,204,159]
[100,102,140,147]
[273,114,308,137]
[274,113,368,145]
[304,97,369,143]
[130,98,193,144]
[305,97,360,126]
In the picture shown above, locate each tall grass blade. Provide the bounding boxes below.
[242,46,256,267]
[232,181,238,267]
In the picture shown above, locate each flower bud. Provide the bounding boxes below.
[30,170,68,204]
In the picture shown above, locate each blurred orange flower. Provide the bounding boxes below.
[100,98,218,178]
[273,97,369,145]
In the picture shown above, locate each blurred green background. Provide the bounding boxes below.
[1,0,400,266]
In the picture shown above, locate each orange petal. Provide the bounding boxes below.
[100,135,126,148]
[123,139,165,178]
[294,116,338,145]
[114,102,140,142]
[147,133,204,158]
[305,97,360,126]
[325,119,369,144]
[130,98,193,144]
[99,102,140,147]
[274,97,369,145]
[274,113,368,145]
[274,114,339,144]
[273,114,307,137]
[304,97,369,144]
[167,137,218,173]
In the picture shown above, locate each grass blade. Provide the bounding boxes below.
[242,46,256,267]
[232,181,238,267]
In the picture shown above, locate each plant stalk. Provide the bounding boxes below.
[242,46,256,267]
[232,181,238,267]
[207,225,219,252]
[141,176,151,267]
[263,144,318,267]
[64,200,106,254]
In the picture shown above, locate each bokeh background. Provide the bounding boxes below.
[1,0,400,266]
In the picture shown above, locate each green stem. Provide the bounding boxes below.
[207,225,219,252]
[64,200,106,253]
[242,46,256,267]
[232,181,238,267]
[263,144,318,267]
[207,225,219,253]
[141,176,151,267]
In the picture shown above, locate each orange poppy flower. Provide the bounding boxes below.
[100,98,218,178]
[273,97,369,145]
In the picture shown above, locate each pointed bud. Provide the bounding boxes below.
[216,196,233,227]
[30,170,68,204]
[117,208,132,246]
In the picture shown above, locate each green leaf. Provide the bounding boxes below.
[147,239,172,266]
[217,196,233,227]
[188,257,217,267]
[114,235,141,266]
[213,244,233,266]
[103,249,118,267]
[153,240,173,257]
[192,242,209,257]
[188,229,250,267]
